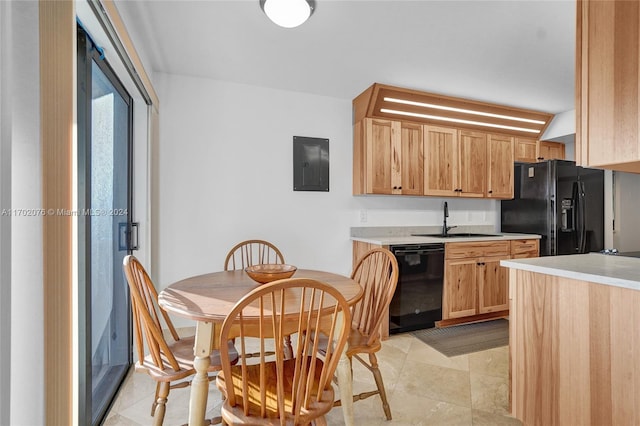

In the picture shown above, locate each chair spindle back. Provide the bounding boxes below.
[123,255,181,372]
[224,239,285,271]
[218,278,351,423]
[350,248,399,346]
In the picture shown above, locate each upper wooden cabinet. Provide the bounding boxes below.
[487,134,514,199]
[515,138,565,163]
[357,120,516,199]
[576,0,640,173]
[458,131,487,198]
[423,129,514,199]
[537,141,565,162]
[399,122,425,195]
[424,125,459,196]
[515,137,538,163]
[354,118,424,195]
[353,83,555,197]
[423,127,486,198]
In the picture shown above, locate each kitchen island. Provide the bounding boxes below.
[501,253,640,426]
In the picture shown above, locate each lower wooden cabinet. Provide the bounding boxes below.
[478,256,510,314]
[443,241,510,321]
[442,239,539,324]
[443,258,478,318]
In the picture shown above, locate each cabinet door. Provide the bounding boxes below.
[537,141,565,161]
[458,130,486,198]
[400,122,424,195]
[487,134,514,199]
[443,258,477,319]
[365,118,398,194]
[577,0,640,171]
[515,137,537,163]
[424,125,459,196]
[478,255,509,314]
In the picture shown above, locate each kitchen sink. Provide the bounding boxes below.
[411,233,503,238]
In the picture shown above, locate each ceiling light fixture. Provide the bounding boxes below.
[384,97,546,125]
[380,108,541,134]
[260,0,315,29]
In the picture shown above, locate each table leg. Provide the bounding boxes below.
[188,321,213,426]
[336,351,354,426]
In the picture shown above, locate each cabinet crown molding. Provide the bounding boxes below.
[353,83,554,138]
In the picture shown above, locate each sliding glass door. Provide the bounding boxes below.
[77,26,133,425]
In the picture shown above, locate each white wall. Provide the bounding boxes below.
[7,1,44,424]
[155,73,499,326]
[541,109,575,141]
[155,73,357,288]
[0,2,11,424]
[613,171,640,251]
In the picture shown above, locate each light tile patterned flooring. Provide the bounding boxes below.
[104,332,521,426]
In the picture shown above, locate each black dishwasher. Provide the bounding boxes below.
[389,244,445,334]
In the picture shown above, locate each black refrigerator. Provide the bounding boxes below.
[501,160,604,256]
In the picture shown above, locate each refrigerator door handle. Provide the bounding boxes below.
[576,181,587,253]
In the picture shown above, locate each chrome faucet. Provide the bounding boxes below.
[443,201,457,236]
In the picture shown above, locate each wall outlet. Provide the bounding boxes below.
[360,210,367,223]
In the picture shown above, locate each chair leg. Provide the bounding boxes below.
[153,381,170,426]
[313,415,327,426]
[151,382,160,416]
[369,353,392,420]
[283,335,294,359]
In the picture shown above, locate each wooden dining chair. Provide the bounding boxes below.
[224,239,292,358]
[215,278,351,425]
[317,248,399,420]
[223,239,285,271]
[123,255,238,426]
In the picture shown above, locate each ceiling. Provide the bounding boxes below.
[115,0,577,115]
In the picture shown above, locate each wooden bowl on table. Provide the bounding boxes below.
[244,264,297,284]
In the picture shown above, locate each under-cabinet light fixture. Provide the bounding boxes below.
[383,97,546,125]
[380,108,541,134]
[260,0,315,28]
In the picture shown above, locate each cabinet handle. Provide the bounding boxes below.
[488,190,493,194]
[398,186,402,189]
[477,262,485,266]
[537,157,544,160]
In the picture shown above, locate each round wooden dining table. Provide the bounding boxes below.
[158,268,363,426]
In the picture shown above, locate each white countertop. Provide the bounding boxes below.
[501,253,640,291]
[351,232,540,246]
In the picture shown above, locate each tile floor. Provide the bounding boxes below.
[104,332,521,426]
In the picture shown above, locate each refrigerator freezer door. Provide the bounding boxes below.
[501,160,604,256]
[501,162,554,255]
[553,161,582,255]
